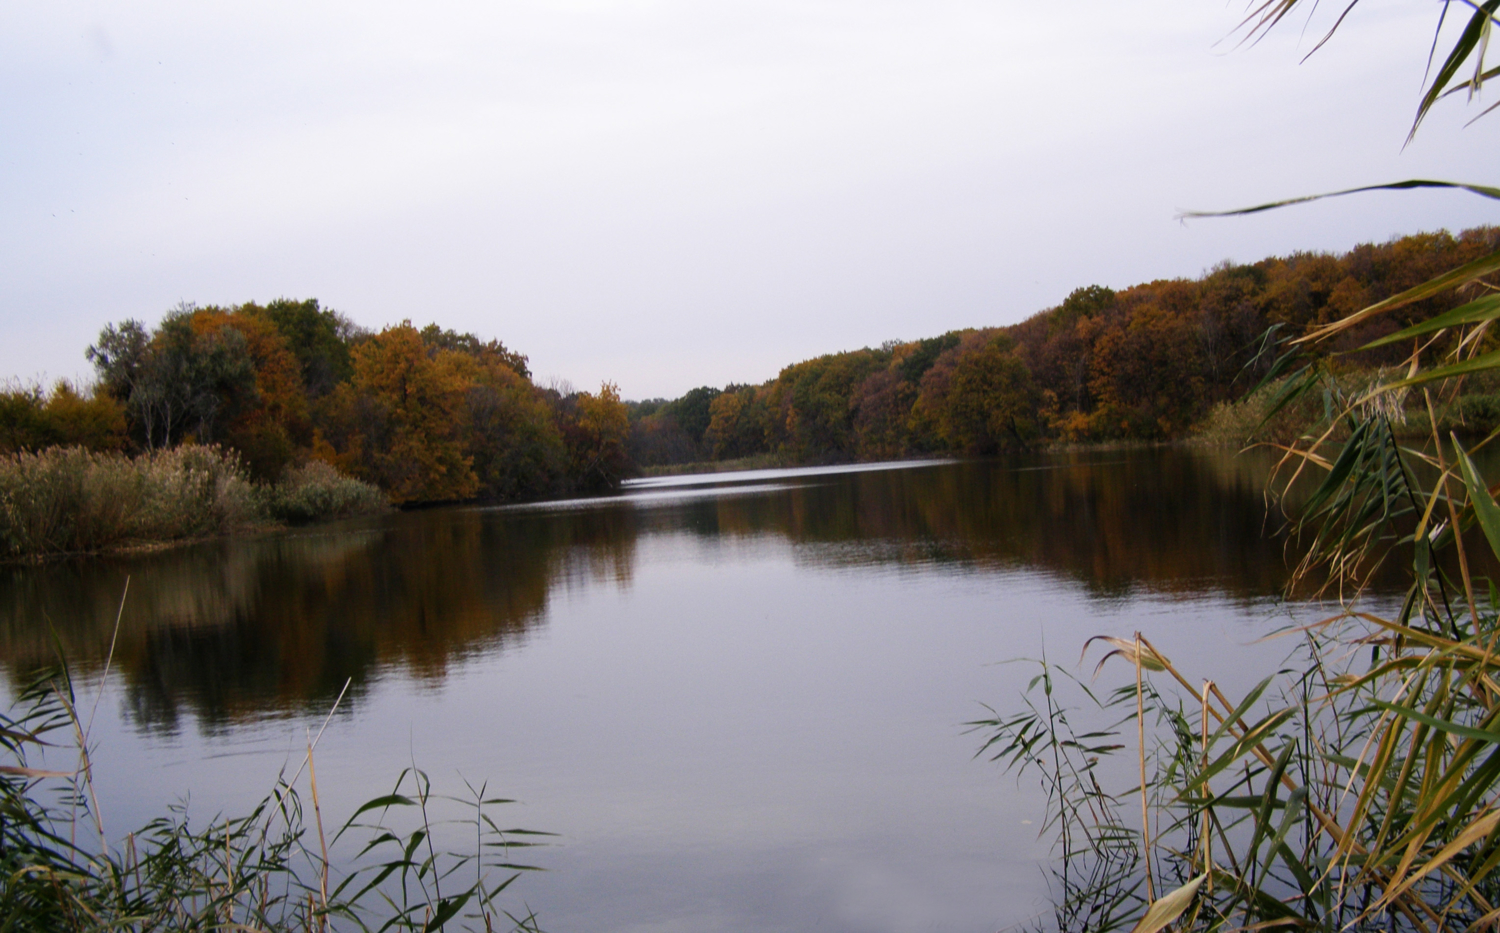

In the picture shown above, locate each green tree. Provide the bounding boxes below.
[768,349,888,460]
[88,306,258,449]
[448,350,566,500]
[253,298,361,397]
[665,386,721,449]
[895,333,964,386]
[0,385,50,454]
[38,382,126,451]
[190,306,314,480]
[628,411,698,466]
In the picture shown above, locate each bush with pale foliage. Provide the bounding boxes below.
[0,445,385,559]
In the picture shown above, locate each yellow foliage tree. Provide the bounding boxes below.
[326,322,478,504]
[566,382,631,489]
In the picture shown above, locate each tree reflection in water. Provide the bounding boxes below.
[0,448,1453,731]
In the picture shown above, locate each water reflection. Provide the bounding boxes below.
[0,447,1413,729]
[0,506,637,731]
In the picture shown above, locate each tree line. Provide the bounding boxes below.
[1,300,629,504]
[3,225,1496,503]
[631,225,1500,466]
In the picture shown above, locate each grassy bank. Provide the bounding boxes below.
[0,445,386,561]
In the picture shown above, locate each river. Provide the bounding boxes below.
[0,447,1406,932]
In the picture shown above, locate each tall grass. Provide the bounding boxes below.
[265,460,389,525]
[0,446,387,560]
[1,656,548,931]
[977,604,1500,933]
[0,446,263,559]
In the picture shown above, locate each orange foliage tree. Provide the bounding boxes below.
[321,322,478,504]
[703,385,771,461]
[444,348,566,500]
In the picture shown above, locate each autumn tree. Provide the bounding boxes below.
[895,333,963,386]
[321,322,478,503]
[255,298,361,397]
[419,324,530,380]
[912,332,1039,454]
[559,382,631,489]
[767,349,888,461]
[1018,286,1116,420]
[36,382,127,450]
[628,410,699,466]
[446,349,566,500]
[186,306,314,479]
[703,384,771,460]
[849,367,916,459]
[0,381,125,454]
[1088,301,1206,438]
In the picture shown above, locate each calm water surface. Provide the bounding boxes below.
[0,449,1405,932]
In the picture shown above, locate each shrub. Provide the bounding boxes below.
[1194,369,1387,447]
[0,381,125,454]
[0,446,385,559]
[266,460,388,524]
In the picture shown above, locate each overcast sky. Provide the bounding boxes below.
[4,1,1497,400]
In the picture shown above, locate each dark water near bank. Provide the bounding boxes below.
[0,448,1415,931]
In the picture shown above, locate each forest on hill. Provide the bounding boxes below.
[632,225,1500,466]
[3,225,1498,505]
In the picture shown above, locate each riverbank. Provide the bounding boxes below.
[15,363,1489,563]
[0,446,387,562]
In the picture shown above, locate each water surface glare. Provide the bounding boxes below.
[0,450,1395,931]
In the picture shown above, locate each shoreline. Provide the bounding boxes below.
[6,440,1243,563]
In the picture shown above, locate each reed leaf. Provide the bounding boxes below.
[1360,295,1500,350]
[1128,874,1206,933]
[1454,437,1500,562]
[1380,809,1500,908]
